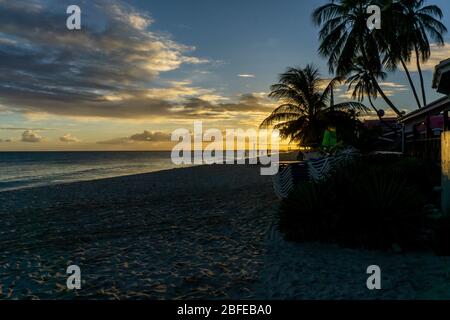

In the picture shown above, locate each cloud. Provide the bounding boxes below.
[316,78,337,90]
[0,85,274,124]
[96,137,133,145]
[21,130,45,143]
[170,93,275,119]
[238,74,255,78]
[0,1,282,130]
[339,81,407,99]
[0,0,209,120]
[97,130,171,145]
[0,1,276,126]
[59,133,80,143]
[0,127,53,131]
[129,130,170,142]
[379,82,408,90]
[143,80,226,103]
[405,43,450,71]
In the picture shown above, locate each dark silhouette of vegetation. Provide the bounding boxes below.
[389,0,447,108]
[264,0,449,255]
[260,65,368,147]
[313,0,447,115]
[262,1,446,147]
[431,216,450,256]
[279,157,442,250]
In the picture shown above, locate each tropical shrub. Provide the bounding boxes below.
[279,159,430,250]
[280,181,337,242]
[260,65,368,148]
[363,156,441,199]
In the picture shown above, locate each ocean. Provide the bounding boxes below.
[0,151,186,192]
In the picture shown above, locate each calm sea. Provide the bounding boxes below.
[0,151,187,192]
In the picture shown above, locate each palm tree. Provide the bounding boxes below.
[260,65,369,147]
[346,57,399,135]
[373,0,423,109]
[346,57,385,117]
[313,0,402,116]
[392,0,447,108]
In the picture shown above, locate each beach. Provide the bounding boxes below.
[0,165,276,299]
[1,164,450,299]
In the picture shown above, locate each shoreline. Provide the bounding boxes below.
[0,151,299,193]
[0,164,197,194]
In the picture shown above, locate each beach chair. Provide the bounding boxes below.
[272,148,360,198]
[272,161,308,199]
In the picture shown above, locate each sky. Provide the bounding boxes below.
[1,0,450,151]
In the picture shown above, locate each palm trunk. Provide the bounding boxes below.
[368,95,382,120]
[369,94,397,132]
[372,76,403,117]
[330,86,334,108]
[400,57,422,109]
[415,46,427,108]
[358,35,402,117]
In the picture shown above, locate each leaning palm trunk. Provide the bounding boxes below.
[369,94,399,134]
[415,45,427,108]
[400,57,422,109]
[358,38,403,117]
[367,95,382,120]
[371,76,402,117]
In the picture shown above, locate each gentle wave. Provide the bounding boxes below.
[0,151,181,192]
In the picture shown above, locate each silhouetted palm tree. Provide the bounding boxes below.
[260,65,368,147]
[374,0,421,109]
[347,58,400,135]
[346,57,385,117]
[391,0,447,107]
[313,0,402,116]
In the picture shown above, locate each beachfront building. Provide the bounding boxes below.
[399,96,450,162]
[397,59,450,215]
[363,117,403,152]
[432,59,450,215]
[433,58,450,95]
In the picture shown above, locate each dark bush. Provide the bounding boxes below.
[279,160,429,250]
[430,217,450,256]
[280,181,336,242]
[363,156,440,199]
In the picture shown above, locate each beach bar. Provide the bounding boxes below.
[432,59,450,215]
